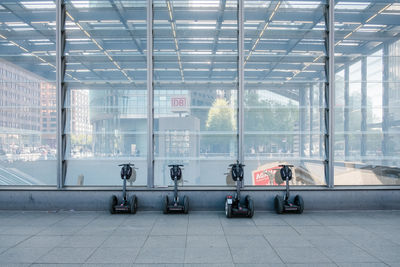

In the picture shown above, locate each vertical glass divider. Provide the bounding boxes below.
[147,0,154,188]
[238,0,244,164]
[328,0,335,188]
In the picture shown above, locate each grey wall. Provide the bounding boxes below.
[1,188,400,211]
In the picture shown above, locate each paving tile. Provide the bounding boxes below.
[1,226,45,236]
[257,226,300,236]
[223,225,261,235]
[113,225,153,236]
[230,246,282,264]
[57,235,108,248]
[252,215,289,226]
[285,264,337,267]
[275,247,332,264]
[337,263,388,267]
[0,247,52,264]
[143,235,186,248]
[16,235,66,248]
[225,235,270,248]
[36,247,96,264]
[32,264,82,267]
[187,225,224,235]
[0,235,30,247]
[265,234,313,248]
[282,215,322,226]
[135,247,185,264]
[235,264,285,267]
[185,247,232,264]
[318,246,380,263]
[293,226,337,236]
[74,226,117,236]
[186,235,228,248]
[307,235,355,247]
[37,226,82,236]
[362,245,400,263]
[86,247,140,263]
[150,225,187,236]
[101,235,148,248]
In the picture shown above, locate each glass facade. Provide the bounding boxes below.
[334,0,400,185]
[0,0,56,185]
[0,0,399,187]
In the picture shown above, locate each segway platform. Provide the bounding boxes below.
[225,161,254,218]
[274,165,304,214]
[163,165,189,214]
[109,163,138,214]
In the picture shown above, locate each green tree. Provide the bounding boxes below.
[204,98,236,154]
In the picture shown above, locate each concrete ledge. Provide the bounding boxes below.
[1,189,400,211]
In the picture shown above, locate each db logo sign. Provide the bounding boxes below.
[171,96,189,113]
[171,97,186,107]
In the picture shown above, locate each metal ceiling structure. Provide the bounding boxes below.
[1,0,398,95]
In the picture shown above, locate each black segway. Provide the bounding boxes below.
[109,163,138,214]
[163,164,189,214]
[225,161,254,218]
[274,164,304,214]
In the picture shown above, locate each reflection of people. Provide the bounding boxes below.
[136,149,140,157]
[226,168,235,186]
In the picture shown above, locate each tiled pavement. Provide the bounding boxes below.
[0,210,399,266]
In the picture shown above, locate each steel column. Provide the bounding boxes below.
[147,0,154,188]
[238,0,244,164]
[324,0,335,188]
[56,0,66,189]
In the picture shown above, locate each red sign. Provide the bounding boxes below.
[252,166,283,186]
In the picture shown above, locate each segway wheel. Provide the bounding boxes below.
[109,195,117,214]
[247,197,254,218]
[183,196,189,214]
[274,195,284,214]
[163,195,169,214]
[225,199,232,218]
[294,195,304,214]
[129,195,137,214]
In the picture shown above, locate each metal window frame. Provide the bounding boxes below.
[238,0,244,165]
[55,0,337,189]
[147,0,154,188]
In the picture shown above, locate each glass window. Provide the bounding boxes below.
[334,0,400,185]
[153,0,238,186]
[63,0,147,186]
[0,0,56,185]
[244,0,327,186]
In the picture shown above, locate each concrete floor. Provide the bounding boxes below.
[0,210,399,266]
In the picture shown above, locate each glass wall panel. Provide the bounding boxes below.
[334,0,400,185]
[244,0,327,186]
[64,0,147,186]
[153,0,238,186]
[0,0,56,185]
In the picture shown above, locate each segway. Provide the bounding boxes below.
[163,164,189,214]
[225,161,254,218]
[274,164,304,214]
[109,163,138,214]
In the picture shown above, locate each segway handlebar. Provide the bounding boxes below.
[168,164,184,167]
[228,163,245,167]
[279,164,294,167]
[118,163,138,169]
